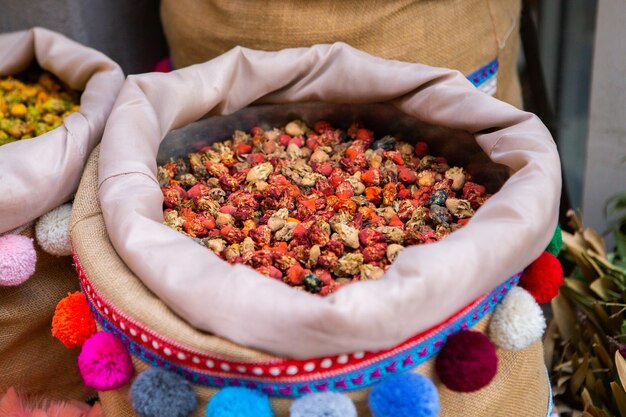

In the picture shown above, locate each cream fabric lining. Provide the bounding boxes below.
[98,43,560,358]
[0,27,124,233]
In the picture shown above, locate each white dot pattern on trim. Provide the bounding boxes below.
[337,355,348,364]
[221,363,231,372]
[119,322,126,330]
[177,353,186,360]
[163,348,172,356]
[129,328,137,336]
[269,367,281,376]
[152,341,159,349]
[321,358,332,368]
[286,366,298,375]
[206,360,215,368]
[192,356,200,364]
[104,307,109,315]
[253,367,264,375]
[237,366,247,373]
[141,334,148,343]
[353,351,365,359]
[304,363,315,372]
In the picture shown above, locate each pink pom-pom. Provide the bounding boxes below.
[78,331,134,390]
[0,234,37,286]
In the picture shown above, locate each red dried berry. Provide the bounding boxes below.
[361,169,381,186]
[335,181,354,199]
[314,162,333,177]
[308,223,330,247]
[398,167,418,184]
[325,239,345,257]
[382,182,397,206]
[285,264,305,285]
[317,252,339,269]
[415,141,430,157]
[162,185,186,209]
[385,150,404,165]
[365,186,383,204]
[249,225,272,246]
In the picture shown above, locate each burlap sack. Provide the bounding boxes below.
[0,27,124,233]
[0,225,94,401]
[96,43,560,358]
[161,0,522,107]
[71,147,551,417]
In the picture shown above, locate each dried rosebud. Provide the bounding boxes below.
[240,237,256,253]
[207,238,226,255]
[463,182,486,200]
[388,215,404,227]
[335,181,354,199]
[414,141,430,158]
[331,223,359,249]
[361,168,381,186]
[445,198,475,218]
[205,161,230,178]
[285,120,309,136]
[376,226,405,244]
[247,153,266,165]
[220,225,245,244]
[428,190,448,206]
[398,167,417,184]
[333,198,357,214]
[362,242,387,263]
[249,224,272,246]
[360,264,385,280]
[268,208,289,232]
[325,238,345,257]
[308,222,330,247]
[417,170,436,187]
[317,251,339,269]
[247,162,274,182]
[382,182,397,206]
[314,120,333,134]
[358,228,386,246]
[412,186,433,206]
[429,204,452,227]
[223,244,241,261]
[376,206,397,223]
[405,206,428,230]
[163,209,185,231]
[335,253,364,276]
[176,173,197,188]
[219,174,239,191]
[386,243,405,262]
[285,263,305,285]
[215,212,235,227]
[162,185,186,209]
[275,222,297,242]
[365,186,382,204]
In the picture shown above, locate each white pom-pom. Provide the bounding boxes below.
[489,286,546,351]
[35,203,72,256]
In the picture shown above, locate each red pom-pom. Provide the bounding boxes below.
[518,251,564,304]
[435,330,498,392]
[78,331,134,390]
[52,292,97,348]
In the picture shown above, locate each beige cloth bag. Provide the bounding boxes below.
[97,43,560,358]
[72,148,551,416]
[0,27,123,400]
[0,27,124,234]
[161,0,522,107]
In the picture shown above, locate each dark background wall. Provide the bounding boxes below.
[0,0,169,74]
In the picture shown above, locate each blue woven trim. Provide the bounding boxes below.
[87,273,519,398]
[467,58,498,87]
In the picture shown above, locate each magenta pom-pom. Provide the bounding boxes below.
[0,234,37,286]
[435,330,498,392]
[78,331,134,390]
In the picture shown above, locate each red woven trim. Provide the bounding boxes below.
[73,249,488,381]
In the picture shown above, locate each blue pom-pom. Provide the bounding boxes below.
[130,368,197,417]
[290,392,357,417]
[206,387,273,417]
[368,373,440,417]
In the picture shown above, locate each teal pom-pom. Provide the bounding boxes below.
[130,368,197,417]
[290,392,357,417]
[206,387,273,417]
[545,224,562,256]
[368,373,440,417]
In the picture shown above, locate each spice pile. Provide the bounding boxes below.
[159,120,491,295]
[0,70,80,145]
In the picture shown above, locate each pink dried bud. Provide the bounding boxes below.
[382,182,397,206]
[314,120,334,133]
[397,199,417,221]
[359,228,386,247]
[288,136,305,147]
[247,153,266,165]
[219,174,239,191]
[384,150,404,165]
[398,167,417,185]
[335,181,354,199]
[362,242,388,263]
[361,169,381,187]
[462,182,486,200]
[308,223,330,247]
[317,252,339,270]
[162,185,186,208]
[205,161,229,178]
[325,239,344,257]
[285,264,305,285]
[249,225,272,246]
[220,225,245,244]
[251,250,273,267]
